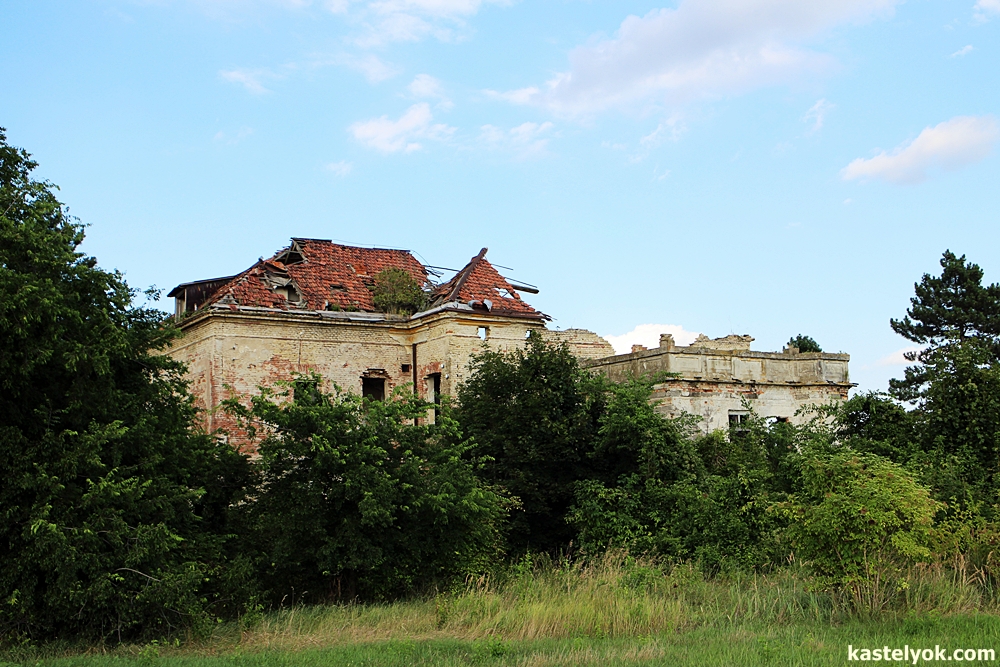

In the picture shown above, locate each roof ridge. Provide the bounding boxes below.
[443,247,487,303]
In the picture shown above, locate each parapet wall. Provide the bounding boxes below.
[541,328,616,361]
[584,333,852,431]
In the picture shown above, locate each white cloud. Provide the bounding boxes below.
[330,53,398,82]
[219,68,277,94]
[326,160,354,176]
[349,103,455,152]
[640,116,685,149]
[804,98,833,132]
[479,121,555,157]
[603,324,701,356]
[841,115,999,184]
[975,0,1000,20]
[495,0,900,116]
[408,74,453,109]
[950,45,974,57]
[353,0,507,45]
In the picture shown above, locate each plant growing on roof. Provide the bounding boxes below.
[788,334,822,353]
[371,268,427,315]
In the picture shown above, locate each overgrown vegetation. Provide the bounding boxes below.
[7,130,1000,658]
[221,377,505,605]
[370,267,428,315]
[787,334,822,352]
[0,128,251,642]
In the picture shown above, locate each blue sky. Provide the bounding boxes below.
[3,0,999,393]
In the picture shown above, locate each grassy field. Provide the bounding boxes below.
[8,555,1000,666]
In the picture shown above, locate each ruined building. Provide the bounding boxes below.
[167,238,852,437]
[585,334,852,432]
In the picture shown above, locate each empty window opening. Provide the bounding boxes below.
[427,373,442,423]
[428,373,442,406]
[362,377,386,401]
[275,284,301,302]
[729,412,749,425]
[525,330,532,339]
[477,326,489,341]
[401,363,411,373]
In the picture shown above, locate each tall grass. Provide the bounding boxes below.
[7,552,999,662]
[232,552,997,653]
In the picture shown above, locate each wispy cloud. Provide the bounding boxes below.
[407,74,453,109]
[603,324,701,355]
[326,160,354,176]
[950,44,974,57]
[219,68,278,94]
[329,53,398,82]
[492,0,900,117]
[975,0,1000,21]
[842,115,999,184]
[478,121,555,157]
[352,0,508,45]
[349,103,455,152]
[804,98,834,132]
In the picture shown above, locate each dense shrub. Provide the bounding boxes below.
[456,333,608,554]
[776,451,938,607]
[371,268,427,315]
[224,376,506,603]
[570,393,795,571]
[0,129,251,642]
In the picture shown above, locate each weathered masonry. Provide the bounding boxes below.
[585,333,853,431]
[166,238,613,437]
[167,237,851,440]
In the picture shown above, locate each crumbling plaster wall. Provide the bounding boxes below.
[168,309,556,434]
[169,312,416,435]
[541,328,616,360]
[585,334,851,432]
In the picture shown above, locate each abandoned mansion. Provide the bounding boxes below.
[167,238,853,436]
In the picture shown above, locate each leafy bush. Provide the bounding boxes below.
[570,395,792,571]
[787,334,822,352]
[0,129,252,642]
[371,268,427,315]
[776,451,938,608]
[224,375,506,603]
[456,333,609,554]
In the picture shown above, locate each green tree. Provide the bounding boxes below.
[887,251,1000,506]
[0,129,250,641]
[787,334,822,353]
[571,398,797,571]
[891,250,1000,348]
[371,267,427,315]
[225,376,505,603]
[456,333,608,554]
[776,451,938,609]
[832,392,917,465]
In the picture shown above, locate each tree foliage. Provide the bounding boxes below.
[0,129,250,642]
[884,251,1000,506]
[776,451,938,603]
[371,268,427,315]
[570,399,801,571]
[787,334,822,353]
[890,250,1000,348]
[224,376,506,603]
[455,333,608,554]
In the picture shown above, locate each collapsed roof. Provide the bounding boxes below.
[168,238,547,320]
